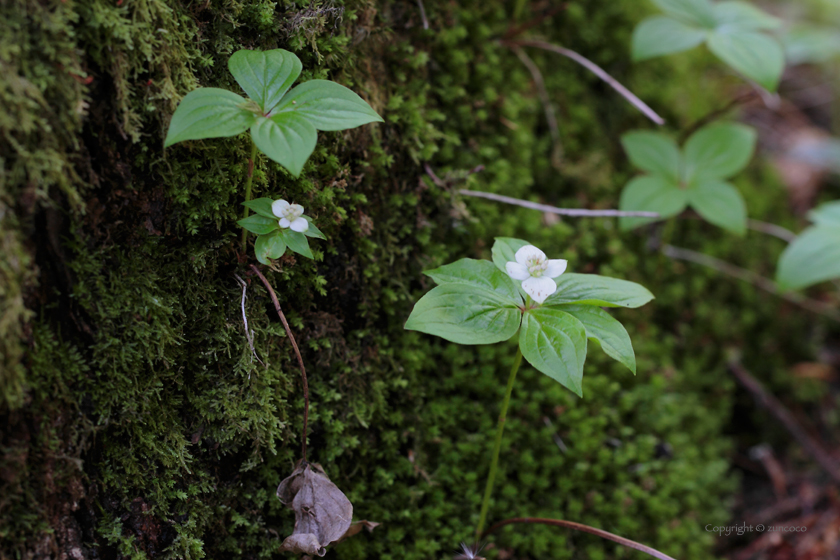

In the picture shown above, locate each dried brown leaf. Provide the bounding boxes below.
[277,461,353,557]
[338,520,380,543]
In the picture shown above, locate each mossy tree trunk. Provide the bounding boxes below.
[1,1,820,559]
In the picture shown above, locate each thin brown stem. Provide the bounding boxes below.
[728,360,840,484]
[661,244,840,322]
[504,39,665,125]
[250,264,309,461]
[747,219,796,243]
[482,517,677,560]
[679,91,756,142]
[510,45,563,168]
[459,189,659,218]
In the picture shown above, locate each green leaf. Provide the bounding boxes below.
[631,16,708,61]
[404,284,523,345]
[561,305,636,374]
[243,198,276,219]
[652,0,717,27]
[683,122,756,182]
[619,175,688,230]
[164,88,256,147]
[687,179,747,235]
[713,2,781,31]
[280,229,314,259]
[301,216,327,240]
[424,259,523,304]
[491,237,530,274]
[543,273,655,308]
[250,113,317,177]
[519,308,587,396]
[228,49,302,113]
[776,226,840,290]
[273,80,383,131]
[621,130,682,180]
[237,214,278,235]
[707,29,785,91]
[808,200,840,227]
[784,27,840,65]
[254,232,287,265]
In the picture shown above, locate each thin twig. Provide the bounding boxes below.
[250,264,310,462]
[502,3,569,40]
[728,360,840,484]
[416,0,429,29]
[459,189,660,218]
[482,517,677,560]
[747,219,796,242]
[504,39,665,125]
[510,45,563,168]
[234,274,264,370]
[662,244,840,322]
[679,91,756,142]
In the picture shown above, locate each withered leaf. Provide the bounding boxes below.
[277,461,353,557]
[338,520,380,543]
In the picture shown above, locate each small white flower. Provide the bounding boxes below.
[272,199,309,233]
[505,244,567,304]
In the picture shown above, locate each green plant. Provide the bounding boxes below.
[237,198,326,264]
[164,48,382,259]
[165,48,382,177]
[776,200,840,290]
[632,0,785,91]
[618,122,757,234]
[404,238,653,537]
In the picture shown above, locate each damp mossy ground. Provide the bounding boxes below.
[2,1,836,559]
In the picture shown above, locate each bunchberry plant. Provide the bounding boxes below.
[619,121,757,234]
[776,200,840,291]
[632,0,785,91]
[164,48,382,260]
[404,237,653,537]
[165,48,383,176]
[237,198,326,264]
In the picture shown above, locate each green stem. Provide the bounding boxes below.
[476,347,524,539]
[240,139,259,250]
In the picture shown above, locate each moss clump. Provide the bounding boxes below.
[2,1,834,559]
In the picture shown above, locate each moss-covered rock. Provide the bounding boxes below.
[2,0,834,559]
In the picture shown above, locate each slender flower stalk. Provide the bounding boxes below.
[476,347,523,539]
[240,139,259,250]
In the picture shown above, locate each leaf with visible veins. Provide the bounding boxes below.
[276,461,353,557]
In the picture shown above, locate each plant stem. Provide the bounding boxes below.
[482,517,677,560]
[476,347,523,539]
[241,139,258,250]
[249,264,310,462]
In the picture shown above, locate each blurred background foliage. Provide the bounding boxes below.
[1,0,838,559]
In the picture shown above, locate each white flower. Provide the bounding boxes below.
[505,245,568,304]
[272,199,309,233]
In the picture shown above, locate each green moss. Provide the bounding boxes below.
[2,0,836,559]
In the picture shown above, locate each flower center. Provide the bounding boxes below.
[283,205,304,220]
[526,256,547,277]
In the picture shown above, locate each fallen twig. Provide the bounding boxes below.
[679,91,756,142]
[503,39,665,125]
[234,274,264,370]
[250,264,310,461]
[728,360,840,484]
[459,189,660,218]
[510,45,563,168]
[747,219,796,242]
[662,244,840,322]
[483,517,677,560]
[416,0,429,29]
